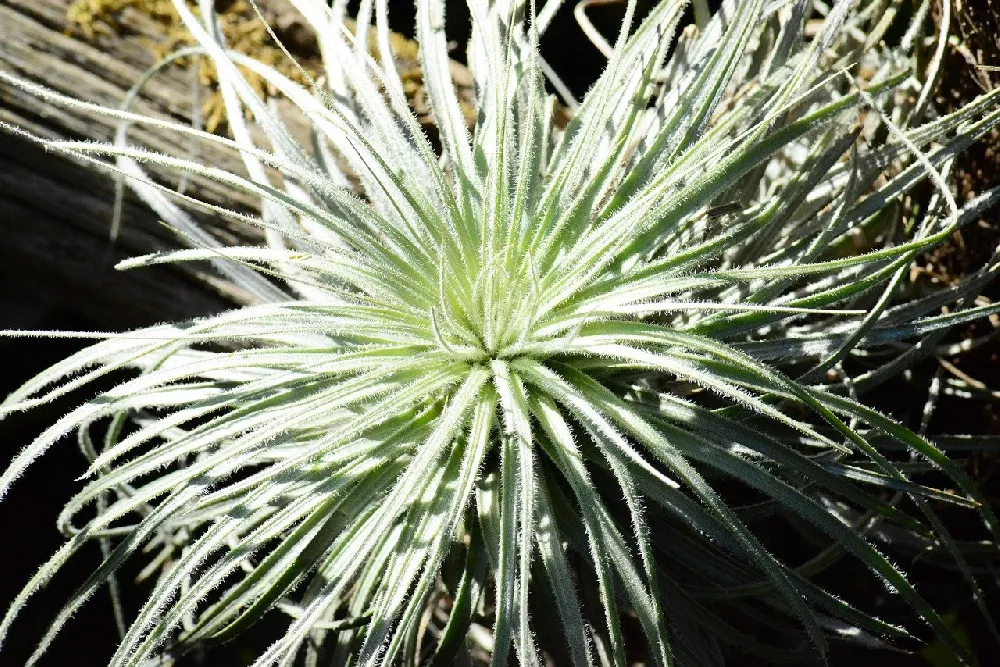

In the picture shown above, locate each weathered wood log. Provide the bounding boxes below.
[0,0,474,329]
[0,0,272,328]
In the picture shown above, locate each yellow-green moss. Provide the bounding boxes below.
[66,0,473,132]
[67,0,323,131]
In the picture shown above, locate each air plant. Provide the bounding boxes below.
[1,0,999,665]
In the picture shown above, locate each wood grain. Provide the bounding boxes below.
[0,0,467,329]
[0,0,274,329]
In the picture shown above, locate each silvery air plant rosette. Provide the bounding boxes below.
[1,0,1000,665]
